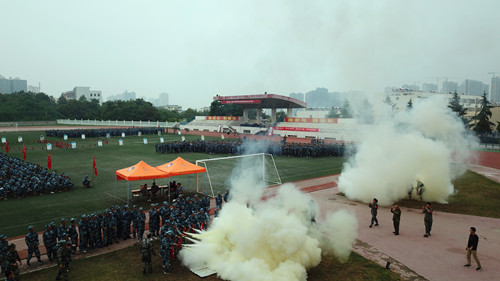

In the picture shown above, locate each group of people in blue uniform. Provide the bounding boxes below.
[0,153,73,200]
[155,138,346,158]
[0,190,223,278]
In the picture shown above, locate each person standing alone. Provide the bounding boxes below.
[390,205,401,235]
[369,198,379,228]
[464,227,482,271]
[422,202,433,237]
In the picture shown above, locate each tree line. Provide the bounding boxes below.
[0,91,207,122]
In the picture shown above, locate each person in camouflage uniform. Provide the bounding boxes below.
[43,224,57,261]
[140,233,155,274]
[131,205,139,239]
[136,207,146,242]
[5,244,21,281]
[25,225,43,265]
[422,202,433,237]
[0,234,9,274]
[121,205,132,240]
[160,231,177,274]
[215,192,223,209]
[68,218,78,252]
[149,204,160,237]
[57,218,69,242]
[109,206,119,244]
[55,240,71,281]
[78,215,89,253]
[101,211,111,247]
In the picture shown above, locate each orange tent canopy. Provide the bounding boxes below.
[155,157,206,177]
[116,160,168,181]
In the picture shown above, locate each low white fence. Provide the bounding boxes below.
[57,119,178,128]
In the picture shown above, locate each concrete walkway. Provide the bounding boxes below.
[7,166,500,281]
[310,177,500,281]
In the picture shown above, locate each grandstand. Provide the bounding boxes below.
[180,93,370,142]
[181,115,368,142]
[272,117,367,142]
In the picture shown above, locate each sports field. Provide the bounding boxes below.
[0,130,345,237]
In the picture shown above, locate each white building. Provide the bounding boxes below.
[61,86,103,104]
[163,105,182,111]
[387,90,482,114]
[490,76,500,104]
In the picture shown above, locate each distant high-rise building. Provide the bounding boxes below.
[159,92,169,106]
[61,86,103,104]
[289,93,304,102]
[421,83,437,92]
[0,76,28,94]
[490,76,500,104]
[147,97,159,105]
[107,90,136,101]
[122,90,136,101]
[459,79,488,96]
[305,88,338,108]
[442,81,458,94]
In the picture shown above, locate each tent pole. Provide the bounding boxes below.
[127,181,130,205]
[168,177,171,203]
[114,178,117,203]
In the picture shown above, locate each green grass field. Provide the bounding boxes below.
[3,128,498,281]
[20,241,401,281]
[397,170,500,218]
[0,130,344,237]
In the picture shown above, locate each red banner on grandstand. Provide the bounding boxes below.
[221,100,261,104]
[274,126,319,132]
[206,116,239,121]
[285,117,338,124]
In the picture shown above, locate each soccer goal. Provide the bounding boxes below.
[195,153,282,197]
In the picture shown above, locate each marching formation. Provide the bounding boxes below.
[0,153,73,200]
[0,192,218,279]
[155,139,346,158]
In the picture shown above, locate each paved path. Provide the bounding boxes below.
[468,164,500,183]
[8,166,500,280]
[310,177,500,281]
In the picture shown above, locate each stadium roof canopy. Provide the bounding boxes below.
[213,94,306,109]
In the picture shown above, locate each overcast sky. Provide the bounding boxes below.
[1,0,499,108]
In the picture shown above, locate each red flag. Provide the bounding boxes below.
[47,151,52,169]
[22,145,26,160]
[5,141,9,154]
[93,155,98,176]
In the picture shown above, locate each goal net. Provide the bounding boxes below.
[195,153,282,197]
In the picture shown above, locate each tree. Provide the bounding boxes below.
[341,99,353,118]
[0,91,58,121]
[471,92,494,134]
[384,96,395,111]
[407,99,413,109]
[276,111,287,122]
[181,108,198,121]
[358,98,375,124]
[208,101,243,116]
[447,91,467,125]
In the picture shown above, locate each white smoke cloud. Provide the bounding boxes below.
[180,147,358,281]
[338,95,476,205]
